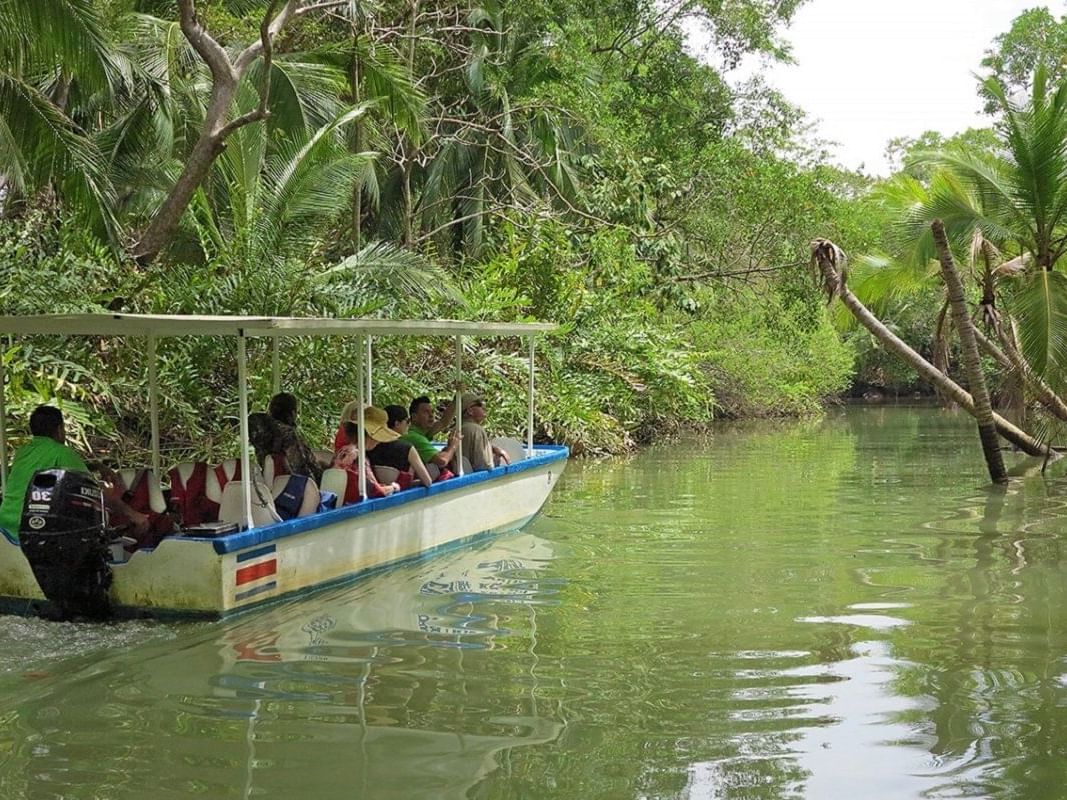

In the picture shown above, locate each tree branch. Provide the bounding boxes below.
[177,0,236,84]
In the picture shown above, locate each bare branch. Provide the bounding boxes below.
[177,0,236,84]
[235,0,296,75]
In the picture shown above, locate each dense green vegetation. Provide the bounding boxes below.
[0,1,1060,460]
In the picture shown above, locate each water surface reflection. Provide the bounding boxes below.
[3,408,1067,798]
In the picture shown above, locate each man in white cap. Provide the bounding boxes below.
[460,393,510,471]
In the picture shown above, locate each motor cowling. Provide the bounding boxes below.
[19,469,113,620]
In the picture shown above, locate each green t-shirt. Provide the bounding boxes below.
[0,437,88,539]
[400,425,438,463]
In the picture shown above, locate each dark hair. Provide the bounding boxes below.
[409,395,431,415]
[385,404,408,429]
[248,413,280,461]
[342,421,360,443]
[268,392,298,426]
[29,405,63,438]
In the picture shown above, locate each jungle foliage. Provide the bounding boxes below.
[0,0,868,459]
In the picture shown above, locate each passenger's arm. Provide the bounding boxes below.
[427,399,457,437]
[429,428,462,468]
[408,446,434,486]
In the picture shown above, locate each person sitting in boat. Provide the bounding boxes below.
[460,393,510,471]
[365,405,435,488]
[332,399,359,451]
[0,405,150,541]
[400,395,462,475]
[332,406,403,499]
[267,392,323,483]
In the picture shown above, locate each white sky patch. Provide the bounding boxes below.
[725,0,1063,175]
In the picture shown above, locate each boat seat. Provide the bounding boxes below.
[117,468,167,513]
[168,462,218,525]
[272,474,319,518]
[372,465,400,485]
[206,458,263,504]
[262,453,289,486]
[217,478,282,528]
[491,436,527,463]
[321,467,358,506]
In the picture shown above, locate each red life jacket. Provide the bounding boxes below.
[169,462,219,527]
[121,469,176,549]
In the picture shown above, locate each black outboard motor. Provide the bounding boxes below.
[19,469,113,620]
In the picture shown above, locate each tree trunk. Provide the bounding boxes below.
[973,326,1067,421]
[133,87,234,264]
[809,239,1051,458]
[931,219,1007,484]
[133,0,292,265]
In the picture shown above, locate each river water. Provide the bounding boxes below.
[2,406,1067,799]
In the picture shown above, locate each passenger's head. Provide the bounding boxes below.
[268,392,298,426]
[385,404,409,433]
[339,399,360,427]
[29,405,65,443]
[248,413,280,461]
[462,393,486,423]
[344,406,400,451]
[409,395,434,429]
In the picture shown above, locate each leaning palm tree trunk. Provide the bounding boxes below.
[931,220,1007,483]
[810,238,1050,458]
[972,327,1067,421]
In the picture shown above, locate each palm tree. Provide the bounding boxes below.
[809,238,1048,458]
[919,66,1067,392]
[412,1,587,258]
[0,0,118,231]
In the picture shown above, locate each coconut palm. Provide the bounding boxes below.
[918,66,1067,390]
[411,1,588,258]
[0,0,118,230]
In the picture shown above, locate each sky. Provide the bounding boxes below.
[730,0,1065,175]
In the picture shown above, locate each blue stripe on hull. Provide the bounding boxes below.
[235,580,278,602]
[236,544,276,563]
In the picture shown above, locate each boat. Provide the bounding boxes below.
[0,314,568,618]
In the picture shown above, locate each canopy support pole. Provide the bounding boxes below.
[237,333,254,530]
[356,335,367,501]
[0,346,7,495]
[455,335,463,477]
[148,335,160,477]
[526,336,535,458]
[365,336,373,406]
[271,336,280,395]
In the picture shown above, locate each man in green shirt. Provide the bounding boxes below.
[401,395,462,470]
[0,406,147,541]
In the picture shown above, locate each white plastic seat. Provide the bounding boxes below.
[272,475,320,518]
[372,465,400,485]
[262,454,289,486]
[205,459,238,505]
[320,467,354,506]
[491,436,527,464]
[217,478,281,528]
[117,468,167,513]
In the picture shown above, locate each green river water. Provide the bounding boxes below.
[3,405,1067,799]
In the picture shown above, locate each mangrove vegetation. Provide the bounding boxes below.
[3,1,1067,462]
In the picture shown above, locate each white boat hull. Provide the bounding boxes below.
[0,447,567,618]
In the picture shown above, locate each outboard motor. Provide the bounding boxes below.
[19,469,113,620]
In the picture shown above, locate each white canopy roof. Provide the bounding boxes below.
[0,314,556,338]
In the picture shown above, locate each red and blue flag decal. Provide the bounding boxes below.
[234,544,277,602]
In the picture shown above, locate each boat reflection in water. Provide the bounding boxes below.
[200,531,564,800]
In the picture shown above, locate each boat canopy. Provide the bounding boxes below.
[0,313,556,338]
[0,313,556,530]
